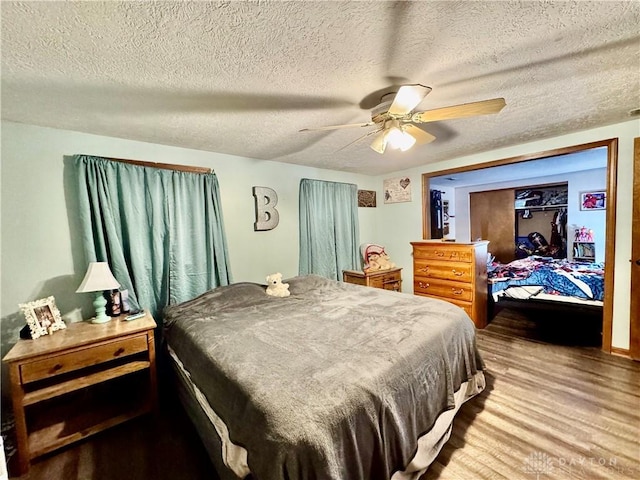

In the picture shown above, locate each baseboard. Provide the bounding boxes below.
[610,346,630,358]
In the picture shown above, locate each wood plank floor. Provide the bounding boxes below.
[7,307,639,480]
[422,307,640,480]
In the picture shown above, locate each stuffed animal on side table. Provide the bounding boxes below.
[361,244,396,273]
[265,272,290,297]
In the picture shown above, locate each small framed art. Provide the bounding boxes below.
[357,190,376,207]
[383,177,412,204]
[19,296,66,339]
[579,191,606,211]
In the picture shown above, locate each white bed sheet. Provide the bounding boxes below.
[493,286,603,306]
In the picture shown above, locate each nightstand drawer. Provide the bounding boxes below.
[414,260,472,282]
[382,271,401,283]
[21,335,148,384]
[414,277,473,301]
[370,271,401,288]
[343,268,402,292]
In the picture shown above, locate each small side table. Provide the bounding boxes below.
[343,267,402,292]
[3,312,158,475]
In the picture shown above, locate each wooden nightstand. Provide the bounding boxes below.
[343,268,402,292]
[2,312,158,475]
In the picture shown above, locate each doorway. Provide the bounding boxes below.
[631,138,640,360]
[421,139,618,353]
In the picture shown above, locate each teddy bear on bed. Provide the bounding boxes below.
[265,272,290,297]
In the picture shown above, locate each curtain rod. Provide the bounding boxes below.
[89,155,214,174]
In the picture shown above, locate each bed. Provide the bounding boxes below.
[488,256,604,313]
[163,274,485,480]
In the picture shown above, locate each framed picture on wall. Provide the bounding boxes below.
[383,177,411,204]
[579,191,606,210]
[357,189,376,207]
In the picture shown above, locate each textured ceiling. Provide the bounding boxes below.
[2,1,639,175]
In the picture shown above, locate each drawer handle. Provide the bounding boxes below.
[451,288,464,295]
[50,364,63,373]
[418,281,430,289]
[113,347,126,357]
[419,266,429,273]
[452,269,464,276]
[436,251,444,257]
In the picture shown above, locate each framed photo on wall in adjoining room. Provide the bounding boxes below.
[579,190,606,210]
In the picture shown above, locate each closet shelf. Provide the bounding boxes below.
[515,204,567,211]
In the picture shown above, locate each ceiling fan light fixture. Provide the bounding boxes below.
[386,126,416,151]
[399,130,416,151]
[370,129,390,154]
[302,84,505,155]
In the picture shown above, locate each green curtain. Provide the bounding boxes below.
[299,178,360,280]
[74,155,232,321]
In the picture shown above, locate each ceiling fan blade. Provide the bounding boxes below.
[411,98,506,124]
[335,127,384,153]
[300,122,375,132]
[388,84,432,116]
[403,124,436,145]
[370,130,389,154]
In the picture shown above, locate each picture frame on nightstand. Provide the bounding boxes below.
[18,296,66,339]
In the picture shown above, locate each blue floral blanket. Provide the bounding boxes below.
[488,256,604,301]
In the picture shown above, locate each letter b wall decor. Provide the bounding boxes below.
[253,186,280,231]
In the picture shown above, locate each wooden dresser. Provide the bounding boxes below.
[411,241,489,328]
[343,268,402,292]
[3,312,158,474]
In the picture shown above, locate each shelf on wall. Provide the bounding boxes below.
[515,183,568,210]
[515,204,568,211]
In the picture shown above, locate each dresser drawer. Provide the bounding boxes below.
[441,298,474,319]
[21,335,148,384]
[414,277,473,301]
[414,260,473,282]
[413,246,473,263]
[414,292,473,318]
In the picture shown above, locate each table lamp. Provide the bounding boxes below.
[76,262,121,324]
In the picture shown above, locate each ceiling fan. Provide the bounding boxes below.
[300,84,506,154]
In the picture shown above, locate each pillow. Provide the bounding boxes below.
[502,286,544,300]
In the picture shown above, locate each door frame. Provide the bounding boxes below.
[421,138,618,353]
[631,138,640,360]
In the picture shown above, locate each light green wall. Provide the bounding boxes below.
[1,118,638,360]
[0,121,378,361]
[374,119,640,350]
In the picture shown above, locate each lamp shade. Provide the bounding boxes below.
[76,262,121,293]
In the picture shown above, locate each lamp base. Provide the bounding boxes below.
[90,292,112,324]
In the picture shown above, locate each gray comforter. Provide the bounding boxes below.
[163,275,484,480]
